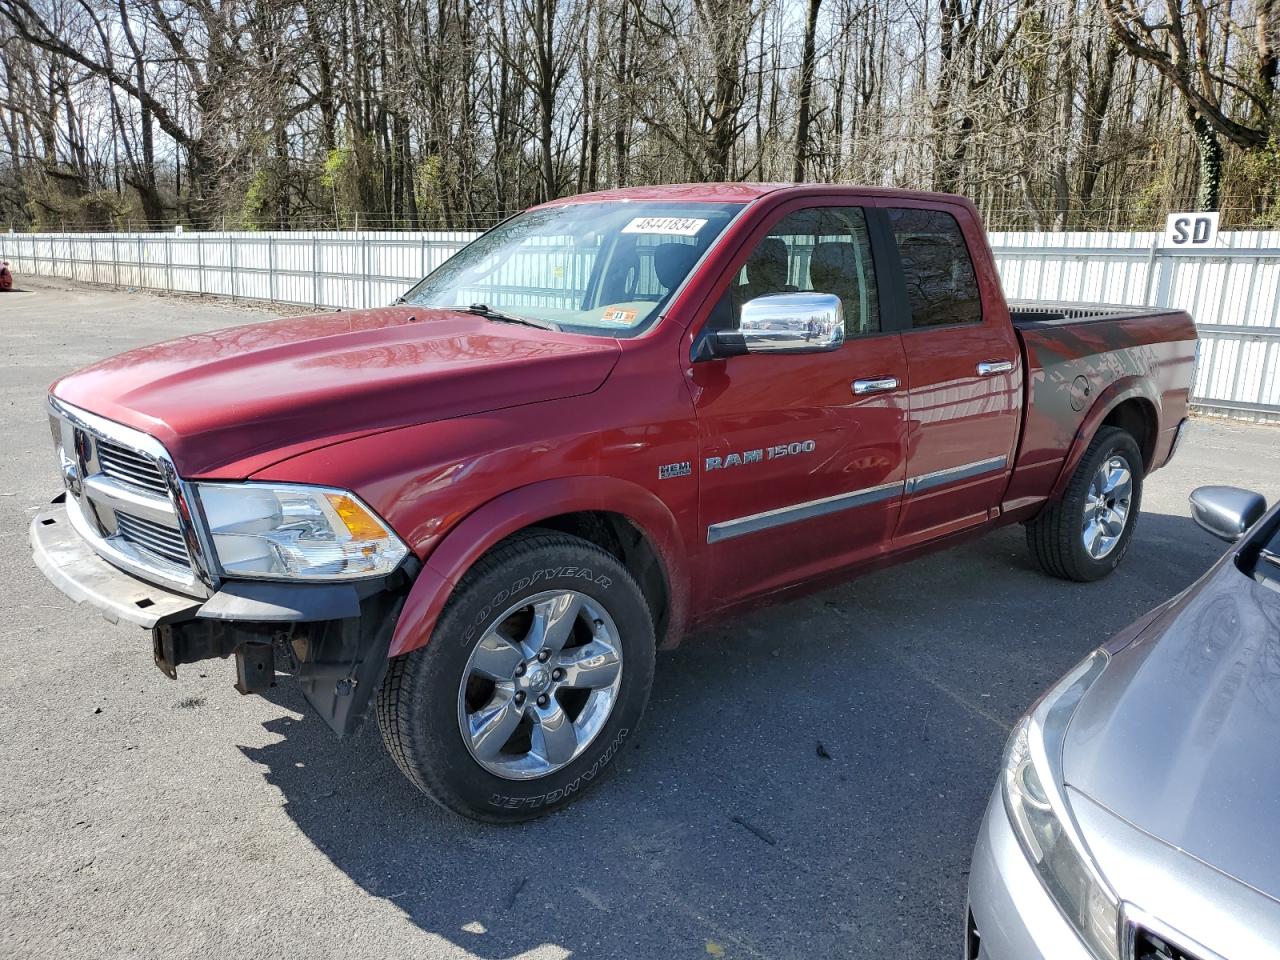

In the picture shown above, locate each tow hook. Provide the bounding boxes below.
[152,621,279,694]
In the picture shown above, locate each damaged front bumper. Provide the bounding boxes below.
[31,498,205,628]
[31,497,414,737]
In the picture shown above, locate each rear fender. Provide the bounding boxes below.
[388,477,689,658]
[1048,377,1159,503]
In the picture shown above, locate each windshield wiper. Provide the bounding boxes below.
[464,303,560,332]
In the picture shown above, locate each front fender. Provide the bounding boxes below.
[1047,377,1159,503]
[388,476,690,658]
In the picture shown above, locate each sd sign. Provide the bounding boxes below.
[1163,211,1219,248]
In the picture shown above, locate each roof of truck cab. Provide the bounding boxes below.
[532,183,973,207]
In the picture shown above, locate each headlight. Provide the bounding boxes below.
[1003,650,1119,960]
[195,483,409,581]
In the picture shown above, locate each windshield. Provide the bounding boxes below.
[401,201,743,336]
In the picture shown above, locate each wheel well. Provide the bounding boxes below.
[526,511,671,644]
[1102,398,1157,470]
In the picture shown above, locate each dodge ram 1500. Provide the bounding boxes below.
[30,184,1196,820]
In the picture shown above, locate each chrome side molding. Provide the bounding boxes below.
[705,455,1011,543]
[904,456,1007,496]
[706,480,903,544]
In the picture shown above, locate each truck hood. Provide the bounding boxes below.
[51,307,620,477]
[1063,558,1280,901]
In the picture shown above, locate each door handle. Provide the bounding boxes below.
[976,360,1013,376]
[852,376,899,396]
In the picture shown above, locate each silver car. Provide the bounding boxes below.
[966,485,1280,960]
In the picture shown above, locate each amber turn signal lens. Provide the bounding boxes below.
[324,492,389,540]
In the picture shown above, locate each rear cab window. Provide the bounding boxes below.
[887,207,982,328]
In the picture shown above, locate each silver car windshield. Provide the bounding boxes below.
[401,201,743,337]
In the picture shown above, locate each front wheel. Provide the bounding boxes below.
[376,530,655,822]
[1026,426,1144,582]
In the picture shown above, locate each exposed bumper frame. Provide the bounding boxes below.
[31,493,415,737]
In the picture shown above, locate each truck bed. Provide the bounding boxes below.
[1003,300,1198,514]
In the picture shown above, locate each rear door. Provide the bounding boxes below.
[877,201,1022,546]
[687,200,910,608]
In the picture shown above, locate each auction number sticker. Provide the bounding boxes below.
[621,217,707,236]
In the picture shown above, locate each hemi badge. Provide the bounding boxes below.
[658,461,692,480]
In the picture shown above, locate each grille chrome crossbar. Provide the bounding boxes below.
[81,474,175,526]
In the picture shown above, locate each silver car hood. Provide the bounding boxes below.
[1063,555,1280,903]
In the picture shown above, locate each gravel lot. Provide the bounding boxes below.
[3,277,1278,960]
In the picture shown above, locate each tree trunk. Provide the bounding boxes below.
[1192,112,1223,211]
[792,0,821,182]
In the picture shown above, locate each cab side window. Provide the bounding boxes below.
[726,206,881,336]
[887,207,982,327]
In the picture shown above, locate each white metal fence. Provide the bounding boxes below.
[4,228,1280,420]
[0,230,478,311]
[991,230,1280,421]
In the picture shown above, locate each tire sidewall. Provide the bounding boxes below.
[1068,430,1143,579]
[411,540,653,818]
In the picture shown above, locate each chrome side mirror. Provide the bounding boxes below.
[1189,485,1268,542]
[713,292,844,356]
[739,292,844,353]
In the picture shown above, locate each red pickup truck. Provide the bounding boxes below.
[31,184,1195,820]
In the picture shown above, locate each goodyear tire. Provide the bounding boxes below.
[1026,426,1144,582]
[376,530,655,822]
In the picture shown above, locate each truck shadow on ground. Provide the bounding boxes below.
[239,510,1222,960]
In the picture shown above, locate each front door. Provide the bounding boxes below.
[879,202,1022,547]
[687,202,910,608]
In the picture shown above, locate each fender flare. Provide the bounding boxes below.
[388,476,690,658]
[1047,376,1160,503]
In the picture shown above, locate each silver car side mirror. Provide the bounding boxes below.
[1189,485,1268,542]
[731,292,845,355]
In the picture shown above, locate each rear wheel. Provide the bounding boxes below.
[376,530,654,822]
[1026,426,1143,582]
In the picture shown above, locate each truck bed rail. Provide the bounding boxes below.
[1008,301,1149,326]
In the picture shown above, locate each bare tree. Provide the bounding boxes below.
[1104,0,1278,209]
[1,0,1278,231]
[792,0,822,181]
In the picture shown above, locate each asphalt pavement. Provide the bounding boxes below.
[3,277,1279,959]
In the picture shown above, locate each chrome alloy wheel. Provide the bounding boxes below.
[457,590,624,780]
[1082,455,1133,559]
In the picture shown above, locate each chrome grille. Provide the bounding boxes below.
[48,397,209,598]
[96,438,169,494]
[115,511,190,567]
